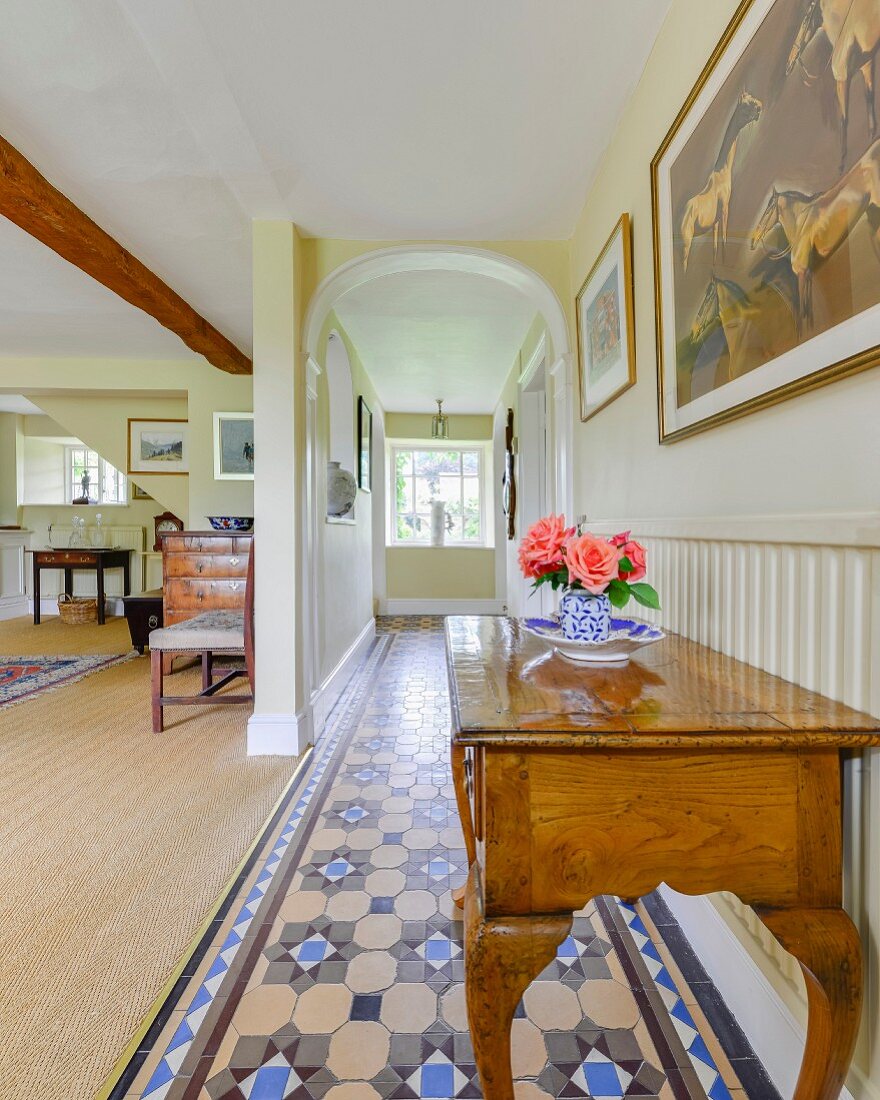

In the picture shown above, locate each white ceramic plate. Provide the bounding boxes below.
[522,615,665,664]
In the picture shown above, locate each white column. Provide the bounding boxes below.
[549,353,575,521]
[248,221,306,755]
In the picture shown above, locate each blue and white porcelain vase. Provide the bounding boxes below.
[559,590,611,643]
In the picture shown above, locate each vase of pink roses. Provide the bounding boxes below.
[518,514,660,643]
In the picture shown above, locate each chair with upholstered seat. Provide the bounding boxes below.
[149,547,255,732]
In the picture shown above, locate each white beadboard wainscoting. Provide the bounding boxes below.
[591,512,880,1098]
[25,526,146,614]
[0,529,29,620]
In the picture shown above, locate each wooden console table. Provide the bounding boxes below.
[445,615,880,1100]
[31,547,132,625]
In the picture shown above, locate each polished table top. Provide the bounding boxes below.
[445,615,880,749]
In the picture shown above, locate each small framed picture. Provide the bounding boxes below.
[576,213,636,422]
[131,483,153,500]
[127,419,188,475]
[213,412,255,481]
[358,397,372,492]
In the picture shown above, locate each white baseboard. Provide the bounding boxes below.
[0,595,28,621]
[247,711,311,757]
[312,618,376,740]
[378,598,504,616]
[659,888,870,1100]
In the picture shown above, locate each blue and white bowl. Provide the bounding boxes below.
[207,516,254,531]
[523,614,665,665]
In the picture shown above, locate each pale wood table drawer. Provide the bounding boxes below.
[164,577,246,610]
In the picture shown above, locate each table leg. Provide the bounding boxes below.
[451,743,476,909]
[96,562,106,625]
[64,568,73,597]
[123,559,131,596]
[33,560,40,624]
[464,864,571,1100]
[758,907,862,1100]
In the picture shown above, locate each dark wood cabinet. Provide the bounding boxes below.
[161,531,252,626]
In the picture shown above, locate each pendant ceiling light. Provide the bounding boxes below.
[431,398,449,440]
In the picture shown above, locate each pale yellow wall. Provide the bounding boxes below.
[0,413,20,525]
[314,311,381,682]
[568,0,880,521]
[0,357,254,530]
[385,547,495,600]
[567,0,880,1085]
[384,413,493,441]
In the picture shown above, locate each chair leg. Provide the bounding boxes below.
[151,648,164,733]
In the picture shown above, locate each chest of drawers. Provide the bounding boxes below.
[161,531,252,626]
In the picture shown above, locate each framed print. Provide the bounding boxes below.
[131,483,153,500]
[213,412,255,480]
[652,0,880,444]
[576,213,636,422]
[358,396,372,492]
[127,419,188,475]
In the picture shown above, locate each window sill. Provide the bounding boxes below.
[326,515,356,526]
[388,543,494,550]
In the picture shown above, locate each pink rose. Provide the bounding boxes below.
[617,538,647,582]
[609,530,631,548]
[564,534,621,595]
[518,514,574,580]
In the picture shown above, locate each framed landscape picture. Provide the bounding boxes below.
[358,396,372,492]
[214,412,255,480]
[127,419,188,475]
[652,0,880,443]
[576,213,636,422]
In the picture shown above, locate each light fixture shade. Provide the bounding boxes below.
[431,399,449,440]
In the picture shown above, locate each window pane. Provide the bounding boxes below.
[397,478,413,513]
[397,515,416,541]
[414,477,437,511]
[447,515,463,541]
[462,451,479,475]
[396,451,413,476]
[463,512,481,541]
[437,474,460,504]
[462,477,480,508]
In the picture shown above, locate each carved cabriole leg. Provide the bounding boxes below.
[464,863,571,1100]
[451,742,476,909]
[757,907,862,1100]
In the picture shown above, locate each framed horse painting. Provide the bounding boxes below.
[652,0,880,443]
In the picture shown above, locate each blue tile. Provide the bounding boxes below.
[582,1061,623,1097]
[421,1063,454,1098]
[370,896,394,913]
[351,993,382,1021]
[250,1065,290,1100]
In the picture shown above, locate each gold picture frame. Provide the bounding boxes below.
[651,0,880,443]
[575,213,636,422]
[127,418,189,475]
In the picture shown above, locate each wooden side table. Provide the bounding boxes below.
[445,615,880,1100]
[31,547,132,625]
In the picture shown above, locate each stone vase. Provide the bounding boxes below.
[327,461,357,517]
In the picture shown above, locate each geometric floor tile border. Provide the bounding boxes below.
[123,618,773,1100]
[134,635,393,1100]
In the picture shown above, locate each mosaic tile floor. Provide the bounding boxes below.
[125,617,775,1100]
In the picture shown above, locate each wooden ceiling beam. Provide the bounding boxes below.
[0,135,251,375]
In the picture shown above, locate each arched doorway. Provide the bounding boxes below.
[302,244,573,668]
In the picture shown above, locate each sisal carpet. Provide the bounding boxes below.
[0,627,298,1100]
[0,614,134,657]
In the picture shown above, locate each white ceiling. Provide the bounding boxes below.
[334,270,536,414]
[0,218,192,358]
[0,0,670,360]
[0,394,43,415]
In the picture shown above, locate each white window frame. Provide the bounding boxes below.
[388,440,492,548]
[65,446,128,506]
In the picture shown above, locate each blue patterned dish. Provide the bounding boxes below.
[208,516,253,531]
[522,615,665,664]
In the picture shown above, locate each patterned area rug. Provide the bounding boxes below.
[124,620,774,1100]
[0,653,134,706]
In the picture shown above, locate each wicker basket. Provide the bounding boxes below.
[57,595,99,625]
